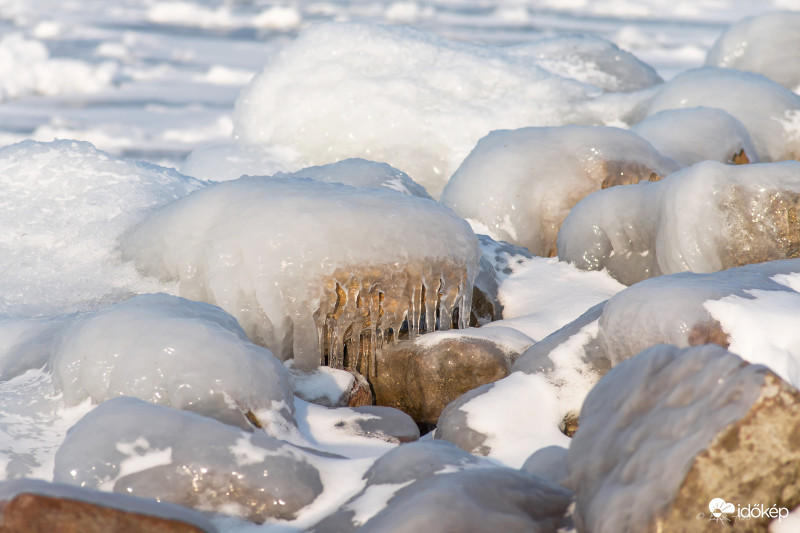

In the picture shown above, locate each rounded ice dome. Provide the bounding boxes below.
[440,125,679,257]
[706,11,800,92]
[121,176,480,372]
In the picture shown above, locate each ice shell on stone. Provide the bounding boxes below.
[706,11,800,92]
[50,294,294,428]
[646,67,800,162]
[558,160,800,285]
[121,176,480,372]
[54,397,324,522]
[440,125,679,256]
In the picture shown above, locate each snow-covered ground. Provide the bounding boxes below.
[2,0,800,531]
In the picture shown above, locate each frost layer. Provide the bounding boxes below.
[566,345,767,533]
[121,176,480,371]
[0,140,205,318]
[646,68,800,162]
[558,161,800,284]
[706,11,800,91]
[54,397,323,522]
[232,23,653,198]
[51,294,293,428]
[631,107,757,166]
[440,126,678,256]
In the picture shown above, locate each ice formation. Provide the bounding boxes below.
[631,107,758,166]
[121,176,480,372]
[558,160,800,285]
[440,126,679,256]
[231,23,655,198]
[645,68,800,162]
[50,294,294,429]
[706,11,800,91]
[0,140,205,318]
[54,397,324,522]
[566,344,770,533]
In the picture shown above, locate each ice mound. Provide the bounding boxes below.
[566,344,796,532]
[440,126,679,256]
[50,294,294,429]
[121,176,480,372]
[0,140,205,318]
[558,160,800,285]
[54,397,324,522]
[631,107,758,166]
[706,11,800,92]
[0,33,116,101]
[232,23,642,198]
[181,142,297,182]
[646,68,800,162]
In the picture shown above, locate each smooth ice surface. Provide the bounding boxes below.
[706,11,800,91]
[0,140,205,318]
[54,397,324,522]
[232,23,655,198]
[440,126,679,256]
[632,107,758,166]
[558,160,800,285]
[566,344,767,533]
[122,176,480,371]
[646,68,800,162]
[50,294,294,428]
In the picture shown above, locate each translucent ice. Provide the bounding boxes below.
[232,23,648,198]
[440,126,679,256]
[54,397,323,522]
[646,68,800,162]
[632,107,758,166]
[50,294,294,429]
[558,160,800,285]
[0,140,205,318]
[706,11,800,91]
[121,176,480,372]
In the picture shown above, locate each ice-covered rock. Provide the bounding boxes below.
[558,160,800,285]
[440,126,679,256]
[331,405,420,444]
[645,68,800,162]
[0,478,217,533]
[54,397,324,522]
[521,446,569,486]
[50,294,293,429]
[0,140,205,318]
[121,176,480,372]
[706,11,800,92]
[567,344,800,532]
[232,23,646,198]
[632,107,758,166]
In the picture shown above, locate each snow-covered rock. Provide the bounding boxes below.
[632,107,758,166]
[121,176,480,371]
[440,126,679,256]
[54,397,324,522]
[558,160,800,285]
[50,294,294,429]
[706,11,800,92]
[567,344,800,532]
[645,68,800,162]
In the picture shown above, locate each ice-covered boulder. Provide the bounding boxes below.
[645,68,800,162]
[632,107,758,166]
[232,23,649,198]
[330,405,420,444]
[440,126,679,256]
[50,294,294,429]
[558,160,800,285]
[567,344,800,532]
[121,176,480,372]
[706,11,800,92]
[0,140,205,318]
[54,397,324,522]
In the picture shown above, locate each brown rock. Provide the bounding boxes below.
[687,319,731,349]
[345,369,373,407]
[370,336,512,429]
